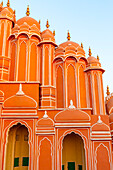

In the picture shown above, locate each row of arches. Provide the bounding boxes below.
[9,35,39,81]
[4,123,111,170]
[55,57,102,114]
[55,58,87,108]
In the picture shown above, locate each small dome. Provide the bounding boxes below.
[3,7,14,14]
[0,7,15,21]
[106,96,113,114]
[56,41,85,57]
[4,95,37,108]
[87,56,100,64]
[59,41,80,49]
[38,118,54,127]
[92,123,110,131]
[54,109,90,123]
[41,28,55,41]
[4,84,37,108]
[16,16,40,30]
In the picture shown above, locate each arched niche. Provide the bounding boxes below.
[95,144,110,170]
[62,132,86,170]
[94,72,100,114]
[87,73,92,108]
[39,138,52,170]
[9,42,17,81]
[79,65,87,108]
[18,41,27,81]
[5,123,29,170]
[0,21,4,54]
[29,42,37,81]
[67,64,76,107]
[56,65,64,108]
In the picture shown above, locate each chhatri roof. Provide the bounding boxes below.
[16,16,40,30]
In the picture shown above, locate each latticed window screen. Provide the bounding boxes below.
[22,157,29,166]
[14,157,19,167]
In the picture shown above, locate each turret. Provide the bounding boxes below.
[9,6,41,81]
[0,1,15,81]
[39,20,57,109]
[85,47,105,115]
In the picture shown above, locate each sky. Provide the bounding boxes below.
[2,0,113,96]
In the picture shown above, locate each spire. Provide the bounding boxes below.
[43,111,48,119]
[46,19,50,28]
[53,30,55,36]
[88,47,92,56]
[97,116,102,124]
[81,42,83,48]
[106,85,110,96]
[16,84,25,96]
[7,0,10,7]
[67,30,71,41]
[1,1,3,6]
[26,5,30,16]
[39,20,41,24]
[97,55,99,60]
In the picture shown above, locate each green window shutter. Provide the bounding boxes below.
[14,157,19,167]
[68,162,75,170]
[22,157,29,166]
[62,165,64,170]
[78,165,82,170]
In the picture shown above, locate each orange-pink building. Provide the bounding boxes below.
[0,1,113,170]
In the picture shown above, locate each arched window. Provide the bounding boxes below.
[67,64,76,107]
[62,133,86,170]
[18,41,27,81]
[56,65,64,108]
[79,65,87,108]
[5,124,29,170]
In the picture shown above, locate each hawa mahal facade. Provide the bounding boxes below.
[0,1,113,170]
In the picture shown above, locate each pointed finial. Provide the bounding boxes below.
[39,20,41,24]
[13,10,16,15]
[43,111,48,119]
[69,100,75,109]
[97,55,99,60]
[16,84,25,96]
[67,30,71,41]
[53,30,55,36]
[26,5,30,16]
[106,85,110,96]
[97,116,102,124]
[81,43,83,48]
[88,47,92,56]
[1,1,3,6]
[7,0,10,7]
[46,19,50,28]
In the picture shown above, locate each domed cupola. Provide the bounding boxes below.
[55,31,86,60]
[86,47,104,72]
[0,1,15,23]
[0,1,16,81]
[12,5,41,40]
[40,20,56,45]
[84,47,106,115]
[9,6,41,82]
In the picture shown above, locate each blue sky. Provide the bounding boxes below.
[3,0,113,95]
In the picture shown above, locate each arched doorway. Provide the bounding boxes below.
[62,132,86,170]
[5,123,29,170]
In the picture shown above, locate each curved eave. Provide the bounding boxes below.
[84,66,105,73]
[8,32,41,41]
[38,41,58,47]
[0,16,14,22]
